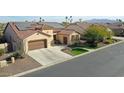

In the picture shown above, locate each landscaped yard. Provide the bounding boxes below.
[62,39,120,56]
[62,48,88,56]
[71,48,88,55]
[70,39,120,49]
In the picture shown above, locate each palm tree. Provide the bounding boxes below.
[65,16,68,23]
[39,17,42,22]
[69,16,73,23]
[116,19,122,22]
[42,19,45,22]
[79,18,82,23]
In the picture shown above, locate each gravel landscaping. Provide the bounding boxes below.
[0,55,41,76]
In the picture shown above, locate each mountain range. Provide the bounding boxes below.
[85,19,118,23]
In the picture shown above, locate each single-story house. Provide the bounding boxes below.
[103,23,124,36]
[66,22,123,36]
[53,28,80,45]
[66,22,91,35]
[4,22,80,54]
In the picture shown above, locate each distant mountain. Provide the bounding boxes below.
[85,19,118,24]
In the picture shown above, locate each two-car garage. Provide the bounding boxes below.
[28,39,47,50]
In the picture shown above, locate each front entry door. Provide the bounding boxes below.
[63,37,68,44]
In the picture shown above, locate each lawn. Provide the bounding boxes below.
[71,48,88,55]
[63,39,120,56]
[69,44,98,50]
[81,45,98,49]
[62,48,89,56]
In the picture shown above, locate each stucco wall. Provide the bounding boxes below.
[4,24,22,51]
[42,30,53,35]
[58,32,80,45]
[58,34,69,44]
[112,29,124,36]
[24,31,53,53]
[69,32,80,45]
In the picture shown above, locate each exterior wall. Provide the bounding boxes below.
[112,29,124,36]
[24,32,53,53]
[42,30,53,35]
[57,34,69,44]
[69,32,80,45]
[4,24,22,52]
[57,32,80,45]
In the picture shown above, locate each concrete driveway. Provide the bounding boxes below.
[28,46,72,65]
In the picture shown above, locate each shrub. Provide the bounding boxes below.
[84,24,113,46]
[104,39,114,44]
[0,49,4,56]
[12,52,23,59]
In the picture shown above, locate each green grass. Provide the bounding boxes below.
[68,43,98,50]
[70,48,88,55]
[81,45,98,49]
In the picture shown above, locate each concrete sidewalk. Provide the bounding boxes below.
[112,36,124,40]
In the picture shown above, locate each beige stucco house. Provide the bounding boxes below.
[4,22,80,54]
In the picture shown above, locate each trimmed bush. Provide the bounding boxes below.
[12,52,23,59]
[104,39,114,44]
[0,49,4,56]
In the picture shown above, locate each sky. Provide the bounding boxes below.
[0,16,124,23]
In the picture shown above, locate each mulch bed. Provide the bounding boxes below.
[0,55,42,77]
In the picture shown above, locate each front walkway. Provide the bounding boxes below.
[28,46,73,65]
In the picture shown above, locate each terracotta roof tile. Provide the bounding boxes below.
[57,29,76,35]
[9,22,52,40]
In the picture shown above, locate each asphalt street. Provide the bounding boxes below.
[23,42,124,77]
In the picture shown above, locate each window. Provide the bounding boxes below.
[76,35,79,40]
[71,35,75,41]
[71,35,79,41]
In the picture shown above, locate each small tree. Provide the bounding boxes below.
[62,16,73,27]
[0,23,4,36]
[79,18,82,23]
[0,49,4,56]
[84,24,113,47]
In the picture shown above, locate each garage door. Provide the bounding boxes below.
[28,40,47,50]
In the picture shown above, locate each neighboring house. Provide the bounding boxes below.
[66,22,124,37]
[66,22,91,35]
[4,22,80,54]
[103,23,124,36]
[53,28,80,45]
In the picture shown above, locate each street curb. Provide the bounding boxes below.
[11,40,124,77]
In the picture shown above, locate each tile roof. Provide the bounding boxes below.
[104,23,124,30]
[14,22,64,31]
[56,29,76,35]
[66,22,91,34]
[40,22,64,28]
[66,22,124,34]
[8,22,51,40]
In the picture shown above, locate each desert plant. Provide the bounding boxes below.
[0,49,4,56]
[84,24,113,47]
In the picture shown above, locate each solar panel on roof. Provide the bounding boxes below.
[15,22,33,31]
[14,22,64,31]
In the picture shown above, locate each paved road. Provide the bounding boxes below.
[24,42,124,77]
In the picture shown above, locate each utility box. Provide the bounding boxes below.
[11,57,15,63]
